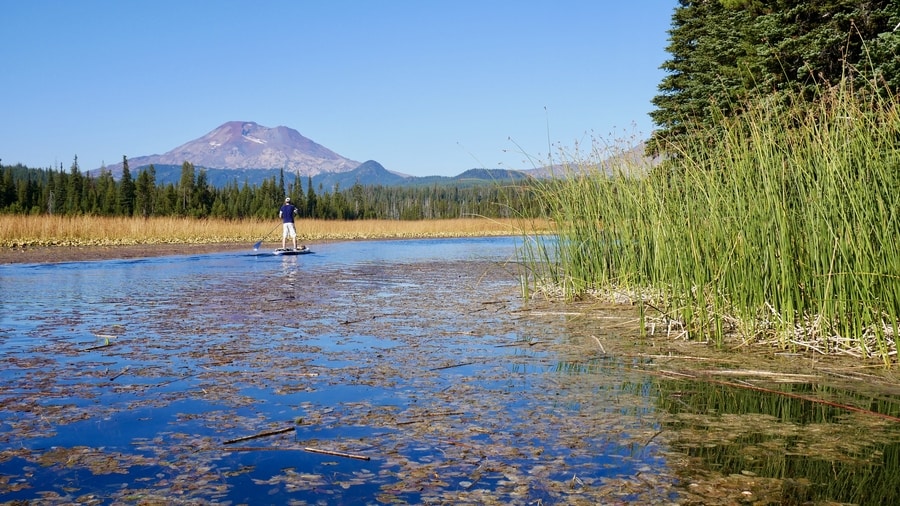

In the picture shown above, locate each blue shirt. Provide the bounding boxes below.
[280,204,297,223]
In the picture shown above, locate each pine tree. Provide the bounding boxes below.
[178,162,195,216]
[96,168,117,215]
[194,169,212,217]
[306,176,317,218]
[118,156,135,216]
[65,156,84,214]
[135,165,156,218]
[649,0,900,154]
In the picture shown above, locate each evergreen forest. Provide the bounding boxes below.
[649,0,899,153]
[0,157,543,221]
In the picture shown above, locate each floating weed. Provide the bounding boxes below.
[2,247,900,503]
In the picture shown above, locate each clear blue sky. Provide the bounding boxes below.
[3,1,676,177]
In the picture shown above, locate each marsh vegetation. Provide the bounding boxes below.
[523,81,900,364]
[0,215,549,249]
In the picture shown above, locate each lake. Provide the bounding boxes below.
[1,236,899,504]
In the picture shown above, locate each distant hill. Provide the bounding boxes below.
[407,168,530,188]
[312,160,413,189]
[454,168,529,182]
[524,143,656,178]
[141,162,527,192]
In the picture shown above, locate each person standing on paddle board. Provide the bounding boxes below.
[279,197,300,250]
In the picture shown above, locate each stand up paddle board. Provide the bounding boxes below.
[273,247,312,256]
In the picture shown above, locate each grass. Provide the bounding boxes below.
[524,81,900,364]
[0,215,551,248]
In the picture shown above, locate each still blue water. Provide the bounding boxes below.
[8,236,896,504]
[0,237,675,503]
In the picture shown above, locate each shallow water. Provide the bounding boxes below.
[1,236,899,504]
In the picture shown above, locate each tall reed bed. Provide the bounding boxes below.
[525,83,900,363]
[1,215,548,247]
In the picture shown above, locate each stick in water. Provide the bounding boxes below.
[223,426,296,445]
[304,447,371,461]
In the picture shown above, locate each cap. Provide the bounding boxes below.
[285,197,291,203]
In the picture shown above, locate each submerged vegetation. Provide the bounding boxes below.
[524,80,900,364]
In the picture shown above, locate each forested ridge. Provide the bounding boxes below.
[0,157,542,221]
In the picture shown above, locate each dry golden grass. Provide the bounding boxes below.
[0,215,551,248]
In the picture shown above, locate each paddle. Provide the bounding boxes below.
[253,224,281,251]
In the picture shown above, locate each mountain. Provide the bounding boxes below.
[454,168,529,182]
[88,120,655,189]
[313,165,532,190]
[313,160,412,189]
[404,168,530,188]
[97,121,360,179]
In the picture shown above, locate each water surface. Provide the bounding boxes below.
[1,236,898,504]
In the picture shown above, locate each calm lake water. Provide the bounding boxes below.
[1,236,899,504]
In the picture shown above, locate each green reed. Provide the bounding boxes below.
[524,82,900,362]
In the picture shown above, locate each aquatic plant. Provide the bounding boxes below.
[524,81,900,363]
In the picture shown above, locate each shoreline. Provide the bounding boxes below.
[0,234,523,265]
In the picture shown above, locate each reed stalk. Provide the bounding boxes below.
[524,81,900,363]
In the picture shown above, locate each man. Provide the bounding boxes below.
[279,197,299,250]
